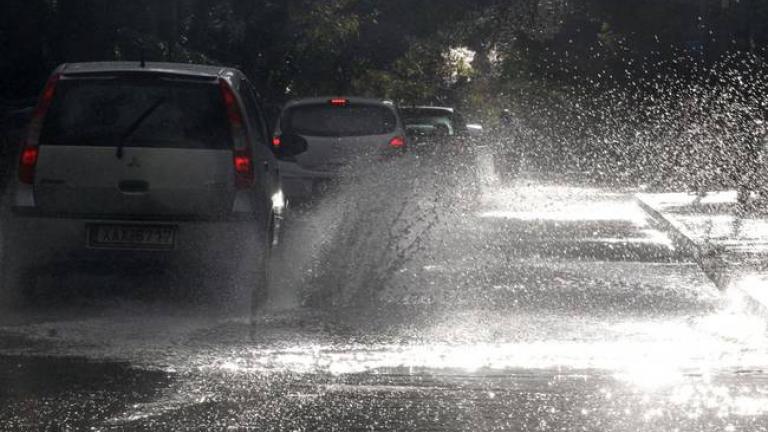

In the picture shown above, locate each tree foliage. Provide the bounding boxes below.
[1,0,767,108]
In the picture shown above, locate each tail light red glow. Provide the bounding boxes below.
[219,80,243,127]
[219,78,253,188]
[389,136,406,149]
[18,146,39,184]
[272,135,281,148]
[19,73,60,184]
[329,98,349,107]
[234,149,255,188]
[234,153,252,173]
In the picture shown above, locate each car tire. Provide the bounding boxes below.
[228,221,271,316]
[253,215,276,311]
[249,242,270,315]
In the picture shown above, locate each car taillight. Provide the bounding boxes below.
[389,136,406,149]
[219,80,242,127]
[19,73,60,184]
[329,98,348,107]
[219,78,254,188]
[18,146,39,184]
[272,135,281,148]
[233,148,255,188]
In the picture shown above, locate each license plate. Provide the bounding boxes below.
[88,224,176,250]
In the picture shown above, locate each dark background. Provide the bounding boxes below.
[2,0,768,185]
[2,1,766,102]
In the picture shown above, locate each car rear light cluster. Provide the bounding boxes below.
[18,147,40,184]
[219,79,254,188]
[19,73,60,184]
[329,98,349,107]
[233,149,253,186]
[389,136,406,150]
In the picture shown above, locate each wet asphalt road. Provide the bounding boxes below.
[1,151,768,431]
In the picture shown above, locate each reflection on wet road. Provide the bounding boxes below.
[1,152,768,430]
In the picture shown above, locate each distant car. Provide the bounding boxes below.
[400,106,470,137]
[1,62,301,309]
[273,97,407,201]
[401,106,477,155]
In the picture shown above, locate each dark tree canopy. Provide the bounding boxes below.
[1,0,766,107]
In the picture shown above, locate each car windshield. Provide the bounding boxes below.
[40,77,231,149]
[4,2,768,431]
[282,103,397,137]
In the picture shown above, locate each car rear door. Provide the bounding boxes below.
[33,73,237,218]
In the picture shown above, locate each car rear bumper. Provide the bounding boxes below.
[2,212,265,274]
[279,161,339,200]
[278,155,404,200]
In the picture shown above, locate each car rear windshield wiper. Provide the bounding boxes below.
[117,97,166,159]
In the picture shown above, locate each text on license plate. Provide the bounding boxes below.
[88,224,176,249]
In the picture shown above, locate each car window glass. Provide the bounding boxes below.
[402,112,455,135]
[283,103,396,137]
[40,77,231,150]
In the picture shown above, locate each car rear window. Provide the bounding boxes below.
[401,109,466,135]
[282,103,397,137]
[40,76,231,149]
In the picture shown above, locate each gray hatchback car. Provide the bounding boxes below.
[273,97,407,200]
[1,62,293,309]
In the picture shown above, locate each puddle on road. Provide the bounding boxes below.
[2,154,768,428]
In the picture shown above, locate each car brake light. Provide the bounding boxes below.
[389,136,406,149]
[18,73,60,184]
[219,80,242,127]
[38,75,60,112]
[18,146,39,184]
[272,135,281,148]
[330,98,348,107]
[219,78,253,188]
[233,149,254,188]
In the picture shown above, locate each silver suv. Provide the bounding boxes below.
[1,62,295,309]
[273,97,407,200]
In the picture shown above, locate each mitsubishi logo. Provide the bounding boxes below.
[127,157,141,168]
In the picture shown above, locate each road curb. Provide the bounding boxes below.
[635,194,768,318]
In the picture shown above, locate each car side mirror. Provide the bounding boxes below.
[274,133,308,159]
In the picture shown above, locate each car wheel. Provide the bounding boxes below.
[249,243,270,315]
[249,219,273,315]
